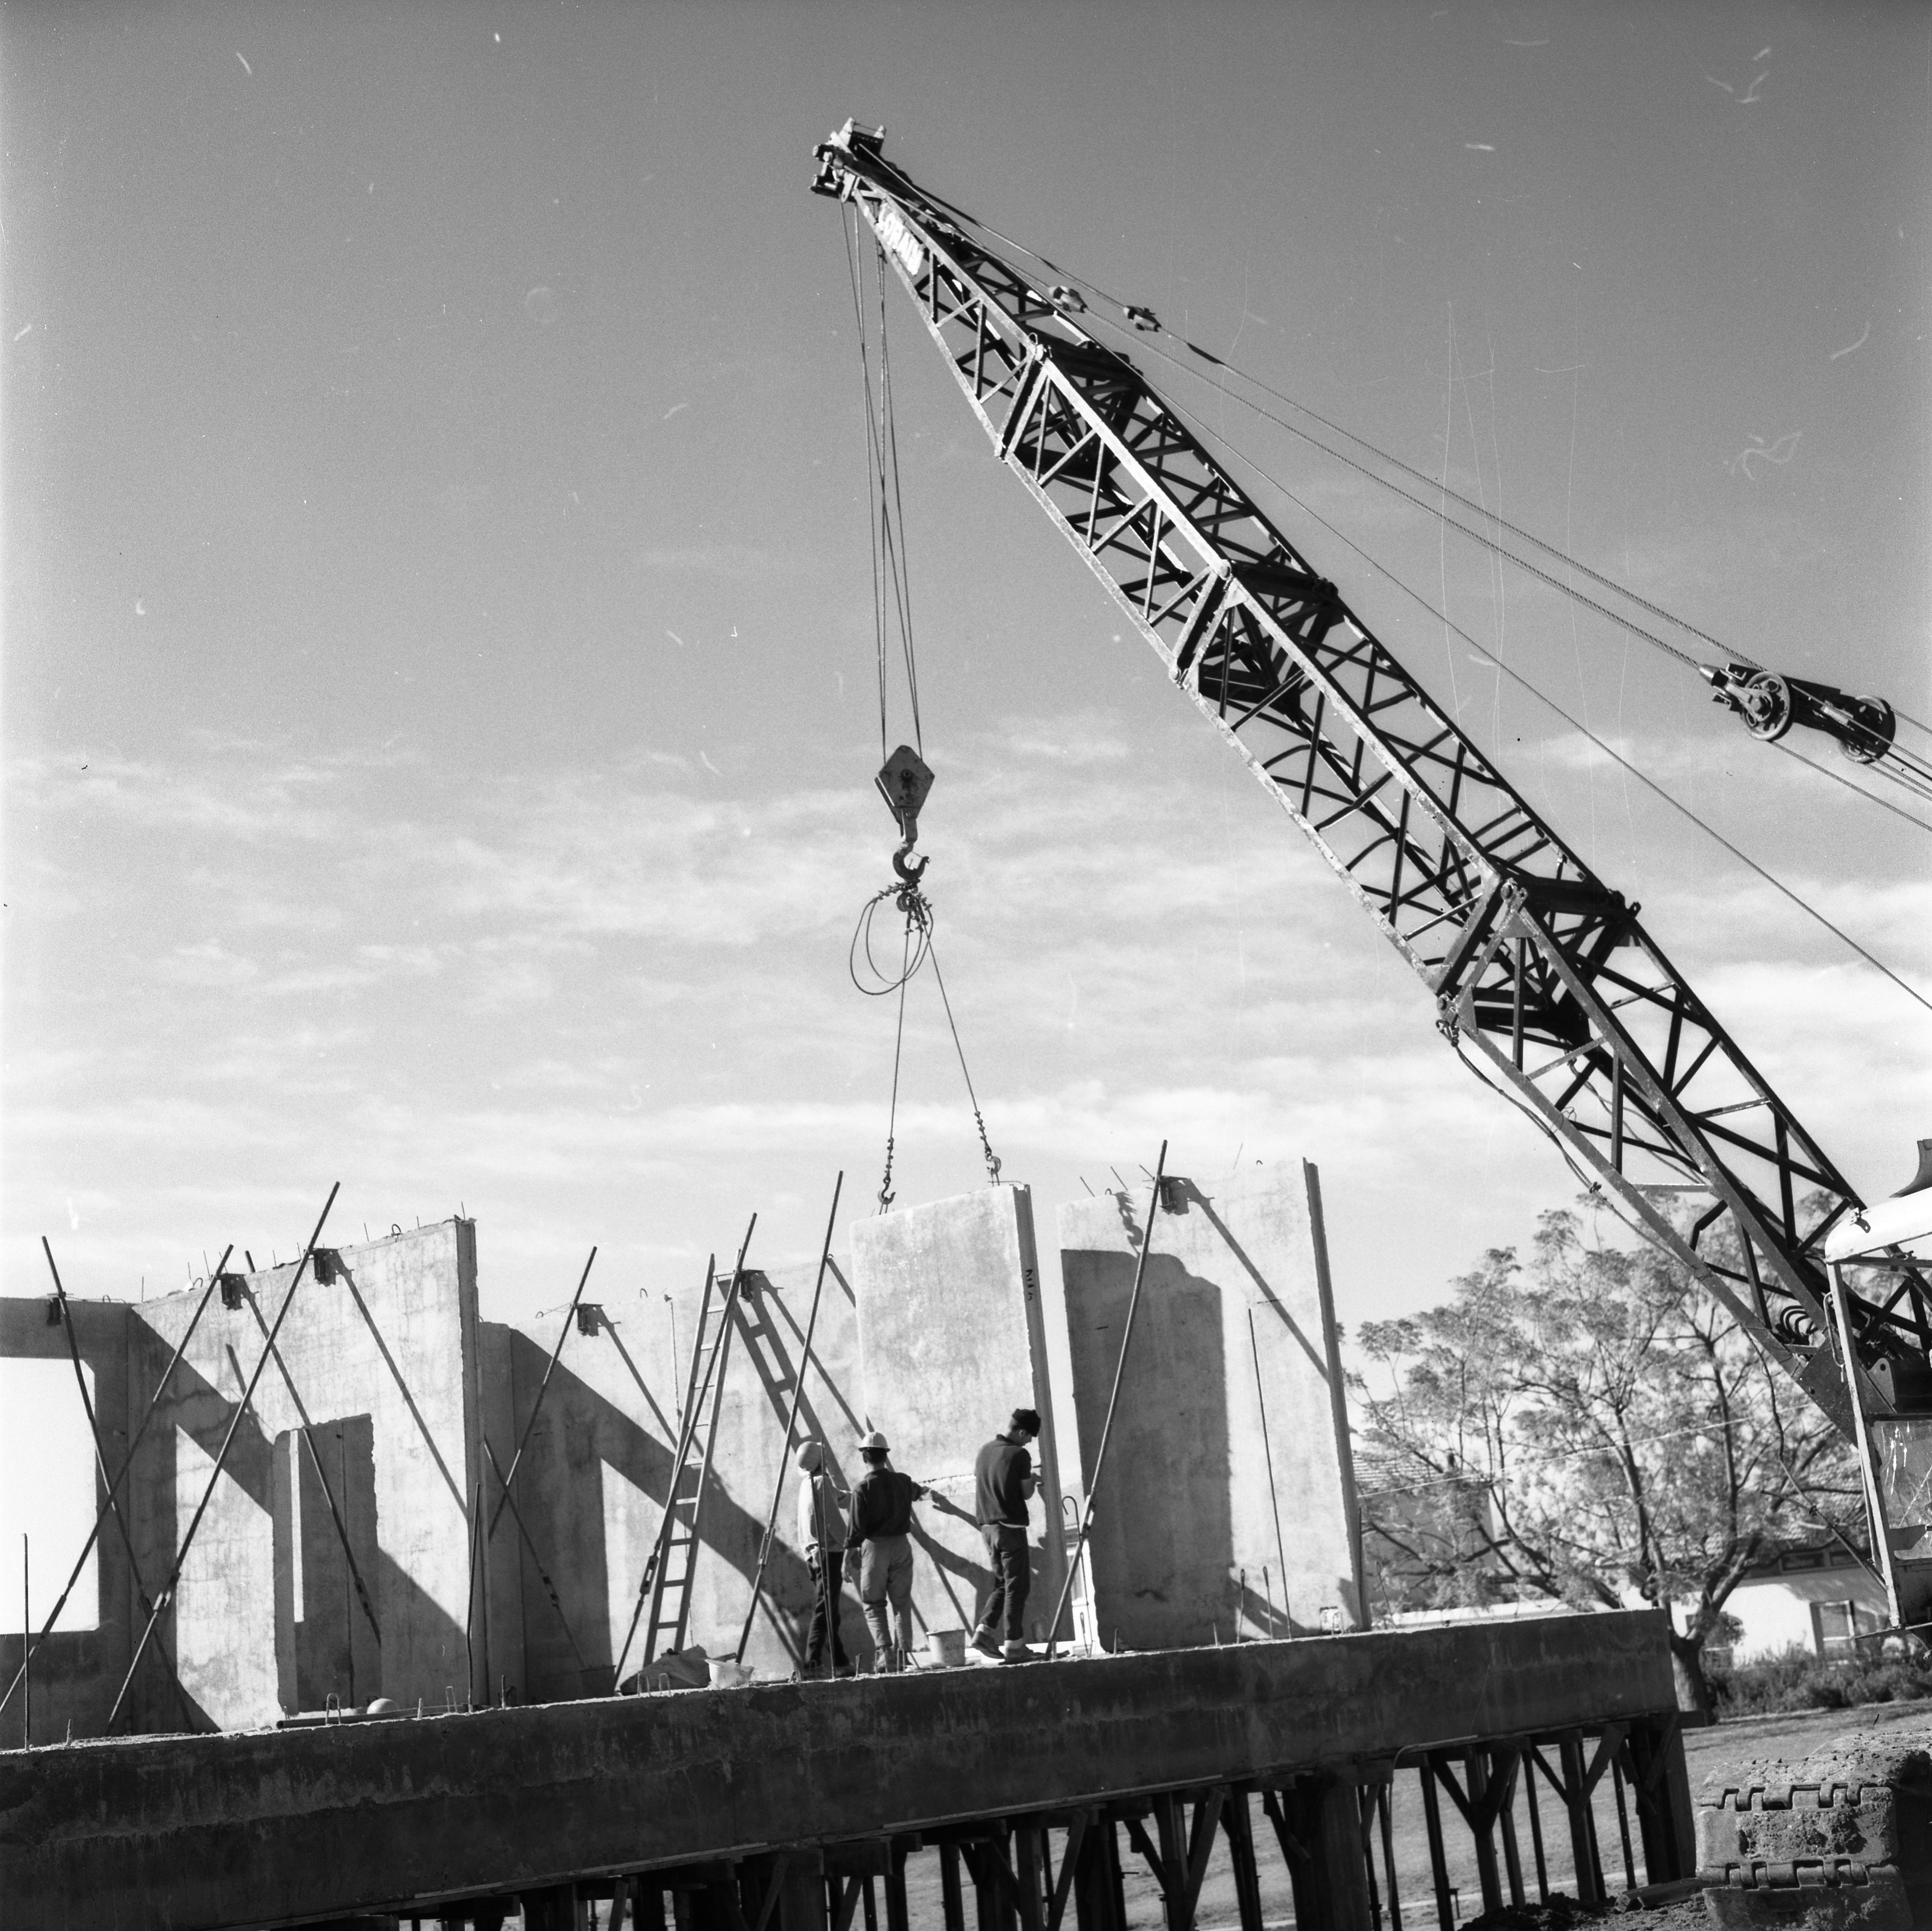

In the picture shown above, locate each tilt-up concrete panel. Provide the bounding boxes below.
[0,1297,136,1743]
[1054,1160,1365,1653]
[850,1184,1068,1646]
[128,1221,484,1731]
[488,1249,872,1698]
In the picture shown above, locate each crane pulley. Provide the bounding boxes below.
[1701,662,1899,764]
[811,117,1932,1630]
[877,741,934,897]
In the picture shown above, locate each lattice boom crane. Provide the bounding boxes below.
[811,121,1932,1624]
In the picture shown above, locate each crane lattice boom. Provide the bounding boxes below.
[811,122,1932,1452]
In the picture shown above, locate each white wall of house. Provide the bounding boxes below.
[1682,1564,1888,1663]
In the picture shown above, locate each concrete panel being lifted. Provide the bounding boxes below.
[851,1184,1067,1646]
[1055,1161,1364,1653]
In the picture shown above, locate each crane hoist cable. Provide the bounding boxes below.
[1081,308,1932,808]
[1134,367,1932,1017]
[844,203,923,762]
[884,162,1932,778]
[842,209,1002,1210]
[1135,348,1932,842]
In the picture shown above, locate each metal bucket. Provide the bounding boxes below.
[926,1629,967,1668]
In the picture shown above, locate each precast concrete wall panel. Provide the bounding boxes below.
[1055,1161,1363,1653]
[492,1253,871,1695]
[678,1257,870,1678]
[131,1221,483,1730]
[0,1297,136,1741]
[851,1184,1069,1647]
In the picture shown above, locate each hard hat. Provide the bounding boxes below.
[794,1441,824,1472]
[857,1428,889,1453]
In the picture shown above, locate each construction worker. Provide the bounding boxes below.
[794,1441,853,1678]
[845,1428,927,1672]
[970,1407,1040,1662]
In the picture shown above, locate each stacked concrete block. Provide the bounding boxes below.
[1697,1723,1932,1929]
[850,1184,1069,1648]
[1052,1160,1365,1653]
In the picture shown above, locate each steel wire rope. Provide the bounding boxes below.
[1129,324,1932,748]
[843,193,1011,1206]
[874,235,924,754]
[924,927,1002,1185]
[1766,738,1932,835]
[890,172,1932,747]
[846,204,925,761]
[843,204,890,764]
[848,886,932,996]
[1116,300,1932,779]
[877,917,914,1214]
[1128,375,1932,1018]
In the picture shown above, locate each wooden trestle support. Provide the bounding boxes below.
[441,1714,1690,1931]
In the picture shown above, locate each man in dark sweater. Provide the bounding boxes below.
[971,1407,1040,1661]
[845,1428,928,1672]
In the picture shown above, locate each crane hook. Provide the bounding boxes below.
[893,839,929,888]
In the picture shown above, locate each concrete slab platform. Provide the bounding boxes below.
[0,1610,1683,1931]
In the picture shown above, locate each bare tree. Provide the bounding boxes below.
[1353,1202,1864,1716]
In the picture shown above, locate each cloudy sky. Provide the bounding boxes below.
[4,0,1928,1412]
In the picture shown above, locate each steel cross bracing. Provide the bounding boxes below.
[812,123,1932,1439]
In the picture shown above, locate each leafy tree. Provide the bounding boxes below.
[1353,1203,1864,1716]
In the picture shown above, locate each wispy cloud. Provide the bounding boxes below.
[7,703,1924,1325]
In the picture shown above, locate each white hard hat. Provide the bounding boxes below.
[857,1429,889,1453]
[794,1440,824,1471]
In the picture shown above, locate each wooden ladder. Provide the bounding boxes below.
[638,1259,751,1665]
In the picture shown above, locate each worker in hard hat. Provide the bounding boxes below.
[794,1441,853,1678]
[970,1407,1041,1662]
[844,1428,928,1673]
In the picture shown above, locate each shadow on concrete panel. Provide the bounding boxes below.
[1184,1189,1330,1382]
[127,1343,274,1735]
[272,1415,380,1713]
[488,1338,828,1697]
[731,1272,865,1466]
